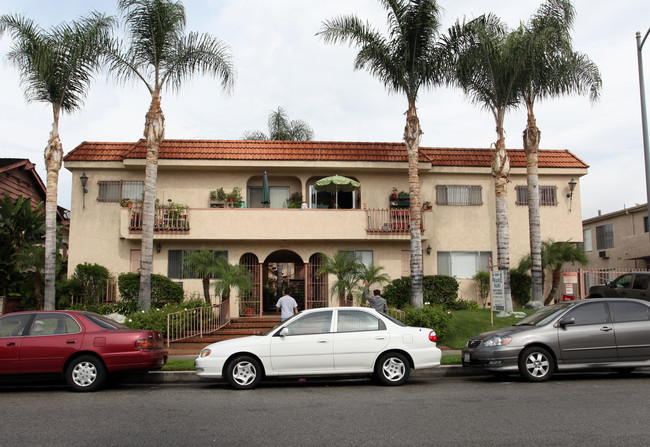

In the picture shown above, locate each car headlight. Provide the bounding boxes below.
[482,336,512,347]
[199,348,212,358]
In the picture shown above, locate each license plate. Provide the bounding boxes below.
[463,353,470,363]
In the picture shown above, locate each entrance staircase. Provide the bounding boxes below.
[168,316,281,356]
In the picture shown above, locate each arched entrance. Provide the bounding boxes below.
[238,251,329,316]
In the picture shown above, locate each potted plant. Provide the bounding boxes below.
[288,192,303,208]
[120,198,132,208]
[390,187,398,199]
[423,201,432,210]
[226,186,242,208]
[210,188,226,207]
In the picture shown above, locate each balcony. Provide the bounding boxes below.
[121,207,429,241]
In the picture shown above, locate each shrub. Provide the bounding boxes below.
[124,299,205,335]
[382,275,460,309]
[403,306,452,340]
[67,263,112,306]
[118,272,183,308]
[510,269,532,308]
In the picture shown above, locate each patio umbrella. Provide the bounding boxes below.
[314,174,360,208]
[261,171,270,207]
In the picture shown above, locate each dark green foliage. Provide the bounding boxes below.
[383,275,460,309]
[403,306,452,340]
[67,263,111,306]
[510,269,532,307]
[118,272,183,308]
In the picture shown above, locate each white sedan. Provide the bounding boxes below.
[195,307,441,389]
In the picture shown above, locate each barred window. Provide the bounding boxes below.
[435,185,482,206]
[515,185,557,206]
[97,180,144,203]
[168,249,228,279]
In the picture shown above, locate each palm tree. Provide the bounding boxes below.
[212,256,253,302]
[316,252,363,305]
[519,239,587,305]
[445,14,525,314]
[318,0,446,308]
[519,0,601,306]
[0,13,113,310]
[105,0,235,310]
[357,262,391,289]
[243,106,314,141]
[182,248,220,304]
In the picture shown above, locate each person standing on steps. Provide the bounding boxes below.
[276,288,298,322]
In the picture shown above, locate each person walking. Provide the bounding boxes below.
[363,281,387,313]
[276,288,298,321]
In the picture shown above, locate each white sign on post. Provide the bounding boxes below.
[491,270,505,312]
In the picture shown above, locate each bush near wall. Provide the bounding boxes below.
[510,269,532,308]
[403,306,452,340]
[382,275,469,310]
[118,272,184,308]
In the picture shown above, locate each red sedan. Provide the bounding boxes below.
[0,310,167,391]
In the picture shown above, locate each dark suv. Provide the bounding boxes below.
[588,272,650,301]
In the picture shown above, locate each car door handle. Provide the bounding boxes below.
[375,336,388,340]
[317,339,329,343]
[6,342,16,347]
[66,340,77,344]
[600,326,613,332]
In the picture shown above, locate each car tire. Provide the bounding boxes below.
[226,355,262,390]
[518,346,554,382]
[375,352,410,386]
[65,355,106,392]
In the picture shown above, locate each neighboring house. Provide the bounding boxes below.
[0,158,70,257]
[63,140,587,316]
[582,204,649,270]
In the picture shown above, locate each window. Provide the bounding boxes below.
[435,185,482,206]
[28,313,81,336]
[566,302,608,326]
[339,250,373,268]
[596,223,614,250]
[582,228,592,252]
[309,185,357,209]
[97,180,144,203]
[515,185,557,206]
[633,274,650,290]
[168,249,227,279]
[284,311,332,335]
[437,251,491,279]
[0,314,33,337]
[644,216,648,233]
[248,186,289,208]
[337,310,385,333]
[609,302,650,323]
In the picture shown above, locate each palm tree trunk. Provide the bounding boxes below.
[202,276,211,304]
[138,92,165,311]
[43,115,62,310]
[492,120,513,314]
[404,103,423,308]
[523,102,543,305]
[545,269,561,305]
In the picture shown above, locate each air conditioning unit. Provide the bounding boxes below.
[598,251,608,258]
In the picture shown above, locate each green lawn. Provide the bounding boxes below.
[161,308,534,370]
[439,308,534,350]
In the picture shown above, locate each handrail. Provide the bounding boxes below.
[166,299,230,347]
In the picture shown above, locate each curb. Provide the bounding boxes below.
[123,365,474,385]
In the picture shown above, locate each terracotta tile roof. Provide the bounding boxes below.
[64,139,588,169]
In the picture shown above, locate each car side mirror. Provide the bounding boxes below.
[279,327,289,337]
[559,317,575,327]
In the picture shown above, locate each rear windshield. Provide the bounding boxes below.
[83,312,129,330]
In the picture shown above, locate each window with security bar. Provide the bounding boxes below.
[435,185,482,206]
[97,180,144,203]
[515,185,557,206]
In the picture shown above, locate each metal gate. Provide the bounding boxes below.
[239,253,261,316]
[306,253,328,308]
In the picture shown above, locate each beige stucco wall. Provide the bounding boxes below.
[65,159,587,313]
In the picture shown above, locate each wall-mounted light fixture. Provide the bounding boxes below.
[567,178,577,212]
[80,171,88,209]
[426,244,432,255]
[156,243,161,254]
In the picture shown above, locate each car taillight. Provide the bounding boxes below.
[428,331,437,343]
[135,339,154,349]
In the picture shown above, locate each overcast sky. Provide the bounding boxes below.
[0,0,648,219]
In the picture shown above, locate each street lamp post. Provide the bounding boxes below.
[637,29,650,236]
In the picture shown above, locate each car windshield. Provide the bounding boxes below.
[514,303,573,327]
[83,312,129,330]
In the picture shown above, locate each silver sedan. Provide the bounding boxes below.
[462,298,650,381]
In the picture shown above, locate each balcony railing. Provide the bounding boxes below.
[129,204,190,232]
[365,209,417,234]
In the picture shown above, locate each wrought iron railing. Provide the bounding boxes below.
[129,204,190,232]
[71,278,117,306]
[365,209,422,234]
[166,300,229,347]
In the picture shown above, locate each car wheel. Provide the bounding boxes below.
[226,355,262,390]
[518,347,554,382]
[65,355,106,392]
[375,352,410,386]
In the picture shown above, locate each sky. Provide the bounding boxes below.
[0,0,648,219]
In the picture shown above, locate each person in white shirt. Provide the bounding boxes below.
[276,288,298,321]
